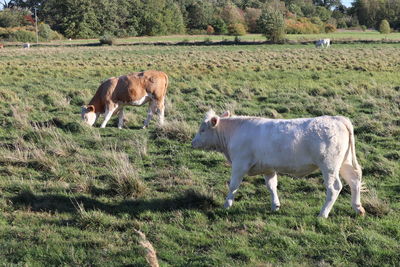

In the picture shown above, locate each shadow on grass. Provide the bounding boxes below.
[10,189,218,216]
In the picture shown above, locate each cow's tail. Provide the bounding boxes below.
[338,116,362,178]
[164,73,169,96]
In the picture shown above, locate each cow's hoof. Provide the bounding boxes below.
[272,205,280,211]
[318,213,329,218]
[224,200,233,209]
[358,206,366,216]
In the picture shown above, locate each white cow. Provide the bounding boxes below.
[315,38,330,48]
[192,110,365,218]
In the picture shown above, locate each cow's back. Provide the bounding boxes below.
[226,116,349,176]
[113,70,168,102]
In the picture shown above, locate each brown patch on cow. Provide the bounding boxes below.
[87,105,95,113]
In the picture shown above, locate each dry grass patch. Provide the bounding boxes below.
[155,119,195,142]
[135,229,159,267]
[107,149,146,199]
[363,189,391,217]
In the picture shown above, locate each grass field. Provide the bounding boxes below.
[0,42,399,266]
[2,30,395,46]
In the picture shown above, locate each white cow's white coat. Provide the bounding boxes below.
[192,110,365,218]
[315,38,330,48]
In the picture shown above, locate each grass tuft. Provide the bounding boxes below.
[179,188,218,210]
[154,119,195,142]
[363,189,391,217]
[108,149,146,199]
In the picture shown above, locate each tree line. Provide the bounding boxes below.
[0,0,398,40]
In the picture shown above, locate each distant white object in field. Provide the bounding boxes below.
[315,38,330,48]
[23,43,30,49]
[69,38,72,41]
[192,110,365,218]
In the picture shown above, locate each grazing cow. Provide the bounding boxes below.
[0,44,4,49]
[315,38,330,48]
[192,110,365,218]
[81,70,168,129]
[23,43,30,49]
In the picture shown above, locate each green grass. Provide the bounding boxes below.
[0,42,399,266]
[3,30,400,46]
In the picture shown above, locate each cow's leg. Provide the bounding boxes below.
[340,163,365,216]
[100,105,118,128]
[117,108,124,129]
[264,172,280,211]
[157,100,165,125]
[319,169,342,218]
[224,163,248,209]
[143,101,157,129]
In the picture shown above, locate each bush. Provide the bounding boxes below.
[379,19,390,34]
[228,23,247,36]
[206,25,214,35]
[10,30,36,42]
[285,18,321,34]
[361,25,367,31]
[38,23,62,41]
[0,8,31,28]
[188,29,207,35]
[258,8,285,43]
[99,34,115,45]
[325,23,336,33]
[212,18,228,35]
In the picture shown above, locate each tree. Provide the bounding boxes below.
[379,19,390,34]
[139,0,185,36]
[0,8,32,27]
[220,3,245,25]
[313,0,341,9]
[244,7,262,33]
[1,0,13,9]
[258,7,285,43]
[185,1,214,30]
[212,17,228,34]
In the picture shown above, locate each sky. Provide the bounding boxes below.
[341,0,355,7]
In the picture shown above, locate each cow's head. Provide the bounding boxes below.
[81,105,97,126]
[192,109,231,150]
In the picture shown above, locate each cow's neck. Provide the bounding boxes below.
[88,99,105,114]
[215,118,243,163]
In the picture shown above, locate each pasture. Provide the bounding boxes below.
[0,43,399,266]
[24,31,400,46]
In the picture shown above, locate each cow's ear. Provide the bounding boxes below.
[87,105,95,113]
[210,116,219,127]
[221,110,231,118]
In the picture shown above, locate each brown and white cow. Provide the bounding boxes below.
[192,110,365,218]
[0,44,4,49]
[81,70,168,129]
